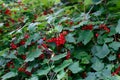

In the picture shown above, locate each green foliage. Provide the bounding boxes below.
[0,0,120,80]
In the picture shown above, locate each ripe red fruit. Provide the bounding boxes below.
[6,61,14,68]
[21,55,26,60]
[95,33,99,37]
[38,54,45,59]
[66,51,71,60]
[69,21,74,25]
[25,71,31,76]
[24,34,29,39]
[99,24,110,33]
[5,9,11,15]
[5,23,10,27]
[18,67,26,72]
[43,37,46,41]
[82,24,93,30]
[10,42,17,49]
[118,54,120,58]
[46,33,66,47]
[20,40,25,45]
[9,18,15,23]
[42,44,48,48]
[38,45,41,49]
[62,31,68,36]
[112,66,120,76]
[43,11,47,15]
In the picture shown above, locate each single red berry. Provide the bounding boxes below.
[62,31,68,36]
[9,18,15,23]
[99,24,105,28]
[6,63,11,68]
[39,54,45,59]
[69,21,74,25]
[25,71,31,76]
[43,37,46,41]
[95,33,99,37]
[66,51,71,60]
[43,11,47,15]
[20,40,25,45]
[5,23,10,27]
[18,67,26,72]
[11,65,15,68]
[38,45,41,48]
[24,34,29,39]
[42,44,48,48]
[21,55,26,60]
[118,54,120,58]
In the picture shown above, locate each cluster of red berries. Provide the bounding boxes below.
[66,51,71,60]
[20,55,26,60]
[6,61,14,68]
[47,33,66,46]
[10,42,17,49]
[65,20,74,26]
[10,40,26,49]
[10,34,29,49]
[18,67,31,76]
[112,66,120,76]
[43,9,53,15]
[99,24,110,33]
[4,8,11,15]
[82,24,93,30]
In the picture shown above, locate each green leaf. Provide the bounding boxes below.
[81,57,90,64]
[68,61,83,74]
[116,19,120,34]
[37,67,50,76]
[85,72,96,80]
[108,54,116,61]
[54,59,73,73]
[95,44,110,58]
[25,48,42,62]
[57,70,66,80]
[78,30,93,45]
[55,25,63,32]
[28,75,39,80]
[0,48,9,56]
[109,42,120,50]
[51,52,67,61]
[84,0,93,5]
[74,51,91,64]
[66,33,76,43]
[91,61,104,71]
[28,23,39,32]
[1,72,17,80]
[104,38,114,43]
[33,33,41,41]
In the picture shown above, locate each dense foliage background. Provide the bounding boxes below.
[0,0,120,80]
